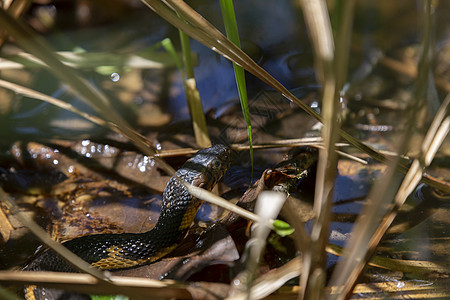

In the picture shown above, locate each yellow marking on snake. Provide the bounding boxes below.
[24,285,38,300]
[179,202,202,231]
[91,244,178,270]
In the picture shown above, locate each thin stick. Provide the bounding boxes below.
[0,271,192,299]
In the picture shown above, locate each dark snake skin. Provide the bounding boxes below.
[23,144,231,299]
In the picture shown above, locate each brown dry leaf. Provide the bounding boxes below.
[222,147,318,227]
[9,141,168,193]
[220,169,290,226]
[50,181,162,240]
[0,206,13,243]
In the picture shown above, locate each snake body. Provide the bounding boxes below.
[24,144,231,299]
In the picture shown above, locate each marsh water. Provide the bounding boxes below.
[0,1,449,299]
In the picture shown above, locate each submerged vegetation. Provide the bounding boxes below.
[0,0,449,299]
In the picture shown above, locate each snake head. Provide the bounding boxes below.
[184,144,232,191]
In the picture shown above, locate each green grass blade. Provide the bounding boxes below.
[161,37,211,147]
[179,30,194,79]
[219,0,253,174]
[161,38,183,72]
[219,0,241,47]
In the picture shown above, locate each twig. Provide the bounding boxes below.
[0,271,192,299]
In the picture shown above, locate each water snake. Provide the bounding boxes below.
[23,144,231,299]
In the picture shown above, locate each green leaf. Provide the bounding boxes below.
[273,219,295,237]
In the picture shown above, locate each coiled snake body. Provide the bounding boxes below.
[24,144,231,299]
